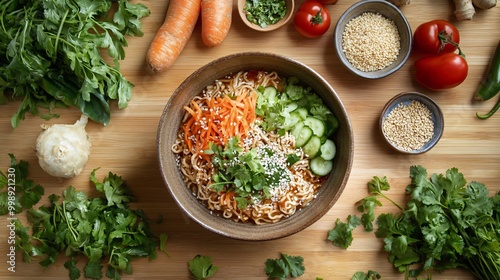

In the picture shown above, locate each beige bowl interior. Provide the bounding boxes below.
[157,52,354,241]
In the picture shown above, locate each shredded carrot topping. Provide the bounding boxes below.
[182,90,258,160]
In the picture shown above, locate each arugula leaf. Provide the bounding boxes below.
[265,253,305,279]
[327,215,361,249]
[188,255,218,280]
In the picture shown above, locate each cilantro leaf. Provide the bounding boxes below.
[327,215,361,249]
[188,255,218,280]
[265,253,305,280]
[64,258,81,280]
[352,270,381,280]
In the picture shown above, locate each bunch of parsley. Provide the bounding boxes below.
[355,166,500,280]
[1,156,167,280]
[0,0,150,128]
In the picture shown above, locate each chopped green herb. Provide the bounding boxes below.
[206,137,294,209]
[0,0,150,128]
[244,0,287,28]
[188,255,218,280]
[265,253,305,279]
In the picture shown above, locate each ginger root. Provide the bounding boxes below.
[453,0,497,21]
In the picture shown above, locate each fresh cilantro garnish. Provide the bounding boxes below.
[265,253,305,279]
[2,161,167,280]
[327,215,361,249]
[0,0,150,128]
[188,255,218,280]
[244,0,287,28]
[206,137,293,209]
[352,270,381,280]
[0,154,44,214]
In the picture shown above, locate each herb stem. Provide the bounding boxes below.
[54,9,69,62]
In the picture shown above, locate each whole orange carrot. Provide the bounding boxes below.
[201,0,233,47]
[146,0,200,73]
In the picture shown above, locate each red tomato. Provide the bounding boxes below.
[414,53,468,91]
[413,19,460,55]
[294,1,331,38]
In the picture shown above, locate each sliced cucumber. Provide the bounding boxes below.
[304,116,326,137]
[293,107,308,120]
[291,121,304,139]
[310,157,333,176]
[263,86,278,106]
[320,139,336,160]
[283,111,303,130]
[284,102,298,113]
[302,135,321,158]
[295,126,313,148]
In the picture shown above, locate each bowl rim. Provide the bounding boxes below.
[156,51,354,240]
[237,0,294,32]
[334,0,412,79]
[379,91,444,154]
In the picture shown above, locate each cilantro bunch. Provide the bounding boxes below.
[2,157,167,280]
[0,0,150,128]
[358,166,500,280]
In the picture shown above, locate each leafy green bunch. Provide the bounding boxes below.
[1,155,167,280]
[0,0,150,127]
[361,166,500,280]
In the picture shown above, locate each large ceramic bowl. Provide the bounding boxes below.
[157,52,354,241]
[334,0,412,79]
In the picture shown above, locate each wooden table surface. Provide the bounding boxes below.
[1,0,499,279]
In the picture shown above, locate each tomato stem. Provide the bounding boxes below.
[311,9,324,25]
[438,30,465,57]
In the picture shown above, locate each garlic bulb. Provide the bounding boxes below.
[35,115,92,178]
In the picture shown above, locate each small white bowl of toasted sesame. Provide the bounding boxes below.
[334,0,412,79]
[380,92,444,154]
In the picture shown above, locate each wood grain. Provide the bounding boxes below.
[1,0,499,279]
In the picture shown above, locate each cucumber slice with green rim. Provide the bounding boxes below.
[294,107,308,120]
[283,111,303,129]
[302,135,321,158]
[295,125,313,148]
[310,157,333,176]
[284,102,298,113]
[262,86,278,105]
[304,116,325,137]
[320,139,336,160]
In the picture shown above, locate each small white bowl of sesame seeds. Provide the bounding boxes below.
[334,0,412,79]
[380,92,444,154]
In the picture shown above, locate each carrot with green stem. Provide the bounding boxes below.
[201,0,233,47]
[146,0,200,73]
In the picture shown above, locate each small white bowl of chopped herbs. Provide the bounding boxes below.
[334,0,412,79]
[380,92,444,154]
[238,0,294,32]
